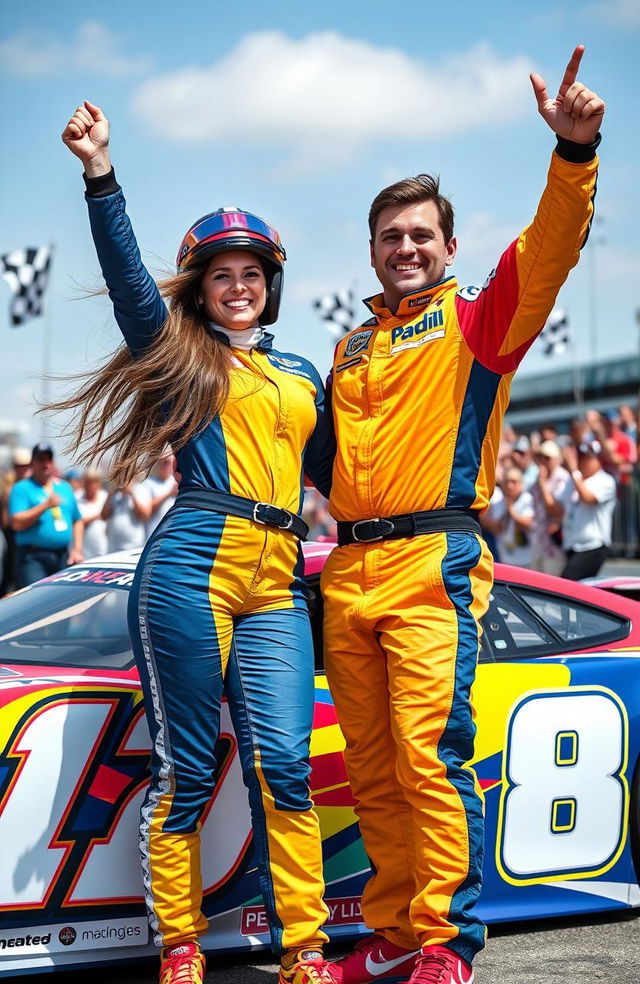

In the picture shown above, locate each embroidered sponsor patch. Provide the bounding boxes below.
[336,356,363,372]
[269,354,302,368]
[407,293,433,308]
[344,328,373,357]
[457,267,497,303]
[266,354,312,379]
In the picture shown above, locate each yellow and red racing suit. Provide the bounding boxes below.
[322,139,599,964]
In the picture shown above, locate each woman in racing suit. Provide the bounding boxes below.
[59,101,335,984]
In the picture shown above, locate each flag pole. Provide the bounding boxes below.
[570,339,583,410]
[41,244,54,439]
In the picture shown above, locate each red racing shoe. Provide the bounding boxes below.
[327,934,420,983]
[405,946,473,984]
[159,941,205,984]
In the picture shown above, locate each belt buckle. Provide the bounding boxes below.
[351,518,395,542]
[277,509,294,531]
[253,502,293,530]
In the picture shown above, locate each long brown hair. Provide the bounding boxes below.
[47,261,232,488]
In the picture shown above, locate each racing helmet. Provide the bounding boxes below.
[176,207,287,326]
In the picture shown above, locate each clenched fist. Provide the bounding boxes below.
[61,100,111,177]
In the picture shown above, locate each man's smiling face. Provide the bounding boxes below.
[370,200,457,313]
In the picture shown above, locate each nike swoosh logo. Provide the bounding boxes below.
[364,950,420,976]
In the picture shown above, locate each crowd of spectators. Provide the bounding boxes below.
[0,444,178,594]
[0,404,637,593]
[481,404,639,579]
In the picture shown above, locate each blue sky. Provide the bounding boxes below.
[0,0,638,454]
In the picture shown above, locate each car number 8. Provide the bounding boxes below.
[497,688,628,884]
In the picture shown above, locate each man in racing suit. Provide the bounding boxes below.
[324,47,604,984]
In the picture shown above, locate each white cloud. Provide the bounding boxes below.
[525,7,570,27]
[131,32,533,168]
[453,211,521,287]
[0,22,151,78]
[587,0,640,26]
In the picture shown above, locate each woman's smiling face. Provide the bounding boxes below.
[198,250,267,330]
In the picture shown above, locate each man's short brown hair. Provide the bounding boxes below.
[368,174,454,244]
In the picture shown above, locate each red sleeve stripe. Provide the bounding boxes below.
[455,241,526,375]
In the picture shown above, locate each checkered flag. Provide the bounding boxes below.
[540,308,569,356]
[1,246,53,326]
[312,288,355,340]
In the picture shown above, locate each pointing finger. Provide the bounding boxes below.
[557,44,585,98]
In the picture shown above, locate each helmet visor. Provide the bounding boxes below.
[177,210,286,271]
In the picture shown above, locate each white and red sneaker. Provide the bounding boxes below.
[327,933,420,983]
[405,946,473,984]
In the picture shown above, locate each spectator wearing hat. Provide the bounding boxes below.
[64,468,84,498]
[8,444,84,587]
[531,440,570,575]
[491,467,535,567]
[77,469,108,558]
[7,447,32,478]
[557,440,617,579]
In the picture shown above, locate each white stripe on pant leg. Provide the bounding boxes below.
[136,524,178,947]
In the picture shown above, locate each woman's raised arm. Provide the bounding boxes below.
[62,101,167,354]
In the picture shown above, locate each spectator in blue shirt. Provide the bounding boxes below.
[8,443,84,587]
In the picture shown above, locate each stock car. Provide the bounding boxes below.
[1,543,639,975]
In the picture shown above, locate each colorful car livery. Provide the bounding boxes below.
[0,546,639,973]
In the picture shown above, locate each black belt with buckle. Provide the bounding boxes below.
[174,488,309,540]
[337,508,481,546]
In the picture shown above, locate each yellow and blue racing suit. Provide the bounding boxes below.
[322,139,599,964]
[84,170,334,952]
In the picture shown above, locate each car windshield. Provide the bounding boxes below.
[0,583,133,669]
